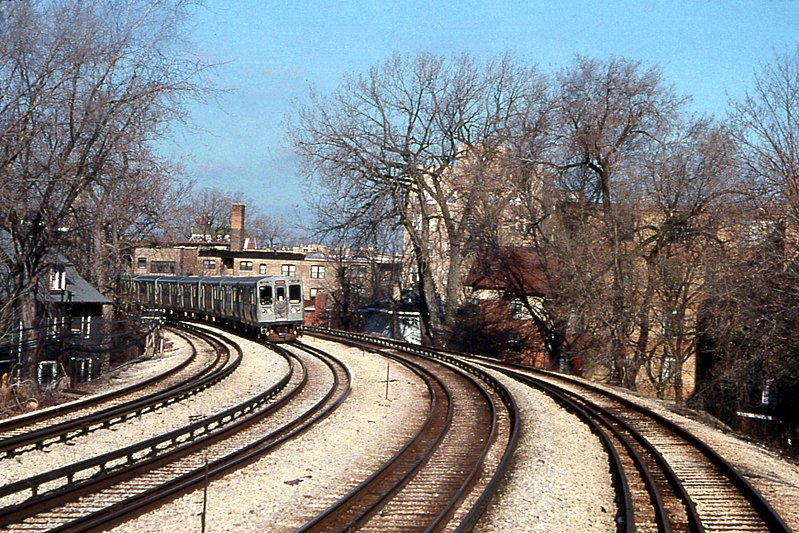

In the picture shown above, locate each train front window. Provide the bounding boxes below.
[260,285,273,305]
[276,286,286,301]
[289,284,302,303]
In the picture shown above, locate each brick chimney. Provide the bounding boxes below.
[230,203,245,251]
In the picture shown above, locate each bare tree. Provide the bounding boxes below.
[635,120,740,401]
[550,56,685,388]
[731,46,799,225]
[0,0,208,373]
[248,213,296,249]
[291,53,542,346]
[693,47,799,423]
[172,187,248,241]
[68,154,191,296]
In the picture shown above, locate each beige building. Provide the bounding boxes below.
[130,204,400,324]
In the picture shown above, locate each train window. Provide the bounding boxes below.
[276,286,286,302]
[289,284,302,303]
[260,285,273,305]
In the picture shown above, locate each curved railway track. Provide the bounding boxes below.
[5,323,783,531]
[306,327,792,533]
[0,323,229,459]
[495,366,792,532]
[452,354,793,532]
[0,330,352,531]
[302,330,520,532]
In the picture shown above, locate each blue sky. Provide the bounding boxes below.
[160,0,799,221]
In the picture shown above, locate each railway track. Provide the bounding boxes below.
[456,358,792,532]
[306,327,791,533]
[5,324,785,531]
[0,323,228,459]
[301,330,519,532]
[0,330,350,531]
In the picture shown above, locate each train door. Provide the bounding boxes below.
[274,285,289,319]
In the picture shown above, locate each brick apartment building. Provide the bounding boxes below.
[130,204,400,326]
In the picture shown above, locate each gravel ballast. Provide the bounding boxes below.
[0,325,287,492]
[5,329,799,531]
[113,336,430,532]
[117,337,618,532]
[476,370,617,532]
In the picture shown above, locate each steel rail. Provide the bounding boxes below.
[303,329,520,532]
[0,336,294,527]
[295,340,453,531]
[509,369,691,533]
[0,319,172,435]
[0,322,234,458]
[305,327,792,533]
[458,353,791,533]
[43,341,349,533]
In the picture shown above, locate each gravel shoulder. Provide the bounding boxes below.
[0,325,287,490]
[113,336,430,532]
[476,369,617,532]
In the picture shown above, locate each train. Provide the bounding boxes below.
[127,275,304,341]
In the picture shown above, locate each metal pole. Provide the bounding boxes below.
[385,362,390,400]
[201,453,209,533]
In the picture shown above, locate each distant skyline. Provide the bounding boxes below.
[159,0,799,223]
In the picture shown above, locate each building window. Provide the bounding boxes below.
[137,257,147,270]
[509,299,524,319]
[310,287,323,298]
[49,270,66,293]
[150,261,176,274]
[311,265,325,279]
[240,261,253,271]
[259,264,267,275]
[202,259,216,270]
[507,333,522,352]
[282,264,296,276]
[662,355,677,385]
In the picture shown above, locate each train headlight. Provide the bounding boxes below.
[291,307,301,314]
[263,309,272,315]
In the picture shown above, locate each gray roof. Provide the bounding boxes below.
[0,232,110,306]
[46,263,111,305]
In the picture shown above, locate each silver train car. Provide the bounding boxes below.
[129,275,304,341]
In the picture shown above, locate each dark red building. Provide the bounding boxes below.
[460,247,554,368]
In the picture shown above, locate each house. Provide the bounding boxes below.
[359,290,425,344]
[461,246,554,368]
[0,236,112,384]
[46,258,112,340]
